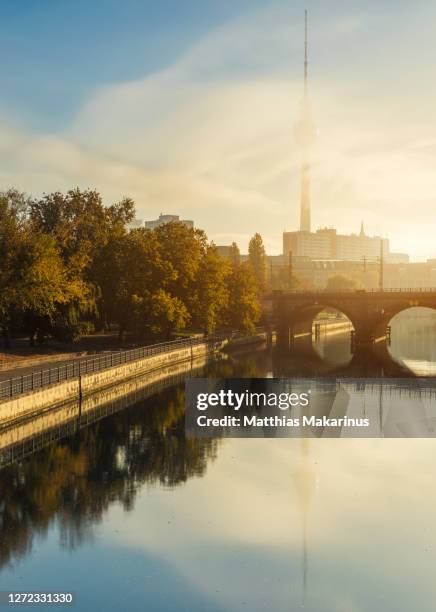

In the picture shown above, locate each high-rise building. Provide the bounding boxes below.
[283,225,391,262]
[283,13,409,265]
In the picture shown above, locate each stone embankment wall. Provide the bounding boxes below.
[0,341,221,426]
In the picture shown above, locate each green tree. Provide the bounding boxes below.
[153,222,207,309]
[143,289,189,339]
[248,233,267,292]
[324,274,362,292]
[0,190,28,345]
[224,263,260,333]
[30,189,136,340]
[0,190,82,346]
[30,189,107,277]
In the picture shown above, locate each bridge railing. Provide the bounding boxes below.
[272,287,436,295]
[0,335,224,402]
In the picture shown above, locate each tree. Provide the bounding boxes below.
[0,190,82,346]
[153,222,207,310]
[324,274,362,292]
[269,266,302,291]
[224,263,261,334]
[30,189,137,341]
[0,190,28,345]
[0,187,266,344]
[248,233,267,292]
[142,290,189,339]
[191,245,230,334]
[30,188,107,277]
[229,242,240,267]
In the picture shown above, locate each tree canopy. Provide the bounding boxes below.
[248,232,267,292]
[0,188,262,345]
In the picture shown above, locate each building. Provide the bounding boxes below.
[144,214,194,230]
[268,254,432,291]
[284,14,409,267]
[215,245,233,258]
[384,260,436,289]
[282,224,395,262]
[126,219,143,230]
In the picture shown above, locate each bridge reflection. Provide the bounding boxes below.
[272,332,412,378]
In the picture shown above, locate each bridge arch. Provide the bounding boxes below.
[274,289,436,351]
[384,307,436,375]
[287,301,356,341]
[372,304,436,343]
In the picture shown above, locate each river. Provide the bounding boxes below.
[0,309,435,611]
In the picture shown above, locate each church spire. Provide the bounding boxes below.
[360,221,365,237]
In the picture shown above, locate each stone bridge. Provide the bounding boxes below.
[272,288,436,349]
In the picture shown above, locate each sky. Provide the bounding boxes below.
[0,0,435,259]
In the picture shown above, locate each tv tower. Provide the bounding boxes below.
[294,10,316,232]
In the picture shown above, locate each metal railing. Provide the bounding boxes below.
[273,287,436,295]
[0,335,222,402]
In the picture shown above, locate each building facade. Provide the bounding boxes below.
[282,225,403,263]
[268,255,434,290]
[144,214,194,230]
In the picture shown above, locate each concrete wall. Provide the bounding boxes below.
[0,356,209,466]
[0,400,79,453]
[0,341,220,427]
[80,341,217,394]
[0,379,79,425]
[81,356,207,417]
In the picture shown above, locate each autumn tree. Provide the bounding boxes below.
[248,233,267,293]
[224,262,260,333]
[142,290,189,339]
[152,222,207,310]
[1,188,264,344]
[0,190,82,345]
[191,245,230,334]
[229,242,240,267]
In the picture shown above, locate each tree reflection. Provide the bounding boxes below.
[0,385,218,569]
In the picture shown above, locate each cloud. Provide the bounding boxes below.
[0,2,435,258]
[106,437,436,610]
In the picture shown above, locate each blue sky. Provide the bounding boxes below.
[1,0,429,129]
[0,0,268,129]
[0,0,435,258]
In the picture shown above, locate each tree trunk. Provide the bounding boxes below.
[2,327,11,349]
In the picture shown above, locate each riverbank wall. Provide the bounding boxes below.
[0,356,209,467]
[224,330,274,351]
[0,339,224,427]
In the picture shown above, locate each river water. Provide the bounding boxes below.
[0,310,435,611]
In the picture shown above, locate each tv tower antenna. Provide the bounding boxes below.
[304,9,308,98]
[294,9,316,233]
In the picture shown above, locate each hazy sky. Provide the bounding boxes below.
[0,0,435,259]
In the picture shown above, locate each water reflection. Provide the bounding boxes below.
[0,386,218,571]
[0,315,435,611]
[388,308,436,375]
[273,308,436,378]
